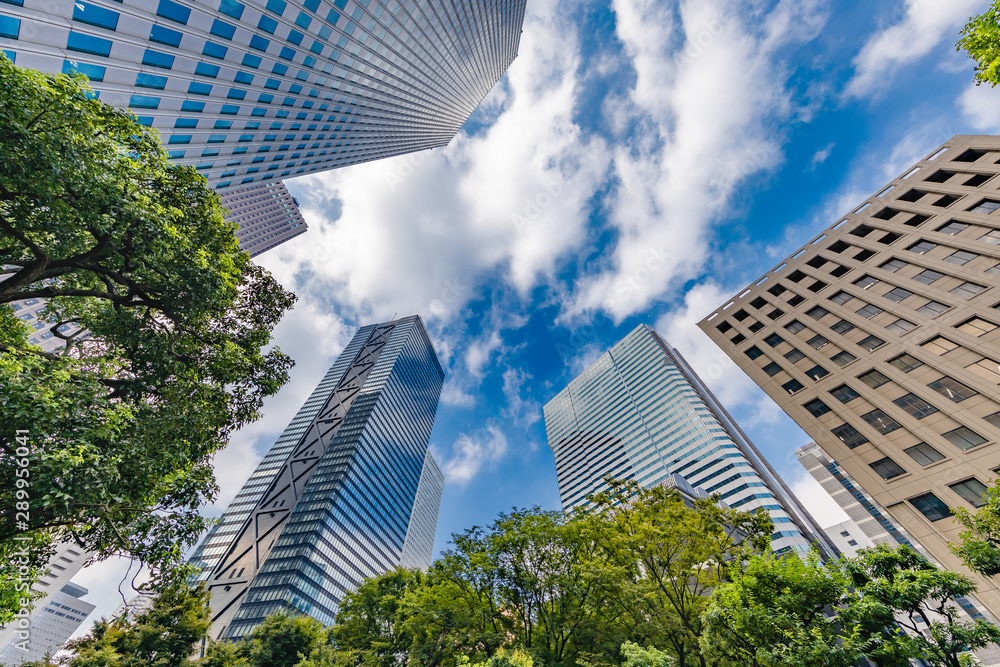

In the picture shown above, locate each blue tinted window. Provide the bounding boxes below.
[265,0,285,15]
[249,35,269,51]
[252,156,264,163]
[181,100,205,112]
[67,31,112,56]
[309,40,323,54]
[279,46,295,61]
[196,162,214,170]
[264,78,279,89]
[227,88,246,100]
[251,108,267,116]
[295,69,308,80]
[218,0,243,19]
[210,19,235,39]
[195,62,219,77]
[238,134,253,141]
[301,100,312,108]
[136,116,153,126]
[215,120,233,129]
[72,2,119,30]
[188,81,212,95]
[302,55,315,68]
[288,84,302,94]
[286,29,303,45]
[271,62,287,75]
[156,0,190,24]
[175,118,198,128]
[269,122,282,129]
[275,109,288,118]
[241,53,261,68]
[207,134,226,143]
[295,11,311,28]
[317,24,331,40]
[62,59,106,81]
[202,148,220,156]
[257,146,270,152]
[245,121,260,129]
[129,94,160,109]
[203,41,227,59]
[220,104,240,114]
[264,134,277,141]
[234,71,253,84]
[135,72,167,89]
[216,182,231,189]
[167,150,186,158]
[326,9,340,23]
[149,24,182,46]
[256,15,277,33]
[142,49,174,68]
[282,97,295,106]
[303,0,319,10]
[258,93,274,103]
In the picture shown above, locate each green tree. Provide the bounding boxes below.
[958,0,1000,86]
[240,613,328,667]
[469,648,535,667]
[0,54,295,606]
[950,482,1000,578]
[619,642,672,667]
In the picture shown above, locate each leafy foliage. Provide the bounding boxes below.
[958,0,1000,86]
[951,482,1000,578]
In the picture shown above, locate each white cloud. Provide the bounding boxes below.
[501,367,541,431]
[846,0,985,98]
[960,81,1000,130]
[435,422,510,485]
[789,469,850,529]
[810,142,835,168]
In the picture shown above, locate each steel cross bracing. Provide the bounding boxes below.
[205,322,397,638]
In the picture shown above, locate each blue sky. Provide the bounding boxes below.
[74,0,1000,631]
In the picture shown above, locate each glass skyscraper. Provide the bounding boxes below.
[0,0,526,191]
[544,324,833,557]
[188,315,445,640]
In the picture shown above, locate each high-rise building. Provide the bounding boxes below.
[221,180,307,256]
[0,0,526,191]
[0,582,95,666]
[543,324,834,557]
[698,134,1000,616]
[188,315,445,640]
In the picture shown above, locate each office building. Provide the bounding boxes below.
[188,315,445,640]
[698,135,1000,616]
[221,180,307,256]
[0,583,95,666]
[0,0,526,190]
[543,324,834,557]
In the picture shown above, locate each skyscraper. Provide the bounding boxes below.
[697,134,1000,616]
[188,315,445,640]
[0,583,95,666]
[221,180,307,256]
[543,324,833,557]
[0,0,526,190]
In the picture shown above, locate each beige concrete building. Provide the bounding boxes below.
[698,135,1000,617]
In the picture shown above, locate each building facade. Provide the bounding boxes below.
[221,180,307,256]
[0,0,526,191]
[0,583,95,666]
[188,315,445,640]
[543,324,834,557]
[698,134,1000,616]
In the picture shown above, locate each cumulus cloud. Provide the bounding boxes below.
[846,0,984,98]
[789,469,850,529]
[960,82,1000,131]
[436,422,510,485]
[501,367,542,431]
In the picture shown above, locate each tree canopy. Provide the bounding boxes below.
[959,0,1000,86]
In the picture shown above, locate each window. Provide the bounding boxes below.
[0,14,19,38]
[893,393,938,419]
[807,306,830,319]
[869,457,906,480]
[744,346,764,360]
[951,281,987,299]
[763,361,782,376]
[265,0,287,14]
[862,409,902,434]
[957,317,998,337]
[880,258,908,272]
[831,319,855,335]
[72,2,119,30]
[916,300,950,318]
[887,354,921,374]
[747,321,764,333]
[195,62,220,77]
[62,59,106,81]
[950,479,989,507]
[219,0,245,19]
[764,333,784,348]
[908,240,937,255]
[784,348,806,364]
[129,94,160,109]
[830,384,859,403]
[913,269,944,285]
[984,411,1000,429]
[858,335,885,352]
[167,134,191,144]
[987,262,1000,277]
[921,336,959,356]
[885,318,916,335]
[188,81,212,95]
[782,379,805,395]
[944,250,978,266]
[904,442,944,466]
[856,304,883,319]
[830,291,852,305]
[242,54,262,68]
[909,493,953,522]
[831,350,857,367]
[235,72,253,85]
[943,426,988,450]
[979,229,1000,245]
[969,199,1000,214]
[210,19,236,40]
[142,49,174,69]
[884,287,912,303]
[858,369,891,388]
[966,358,1000,384]
[250,35,270,51]
[804,399,832,417]
[807,334,830,349]
[730,334,746,345]
[203,41,228,59]
[937,221,968,235]
[806,365,830,381]
[785,320,806,334]
[854,275,879,290]
[832,423,869,448]
[135,73,166,89]
[67,31,112,56]
[156,0,190,24]
[174,118,197,128]
[181,101,205,112]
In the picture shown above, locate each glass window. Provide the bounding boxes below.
[957,317,998,337]
[804,399,832,417]
[67,31,112,56]
[854,275,879,290]
[921,336,958,355]
[945,250,978,266]
[763,361,782,376]
[937,221,968,235]
[195,62,220,77]
[265,0,286,14]
[904,442,944,466]
[884,287,912,302]
[831,319,855,335]
[785,320,806,334]
[806,365,829,381]
[203,41,228,59]
[861,409,902,434]
[279,46,296,61]
[858,369,890,388]
[210,19,236,40]
[207,134,226,143]
[807,334,829,349]
[250,35,270,51]
[807,306,830,319]
[219,0,245,19]
[984,412,1000,429]
[149,24,183,46]
[856,304,883,319]
[188,81,212,95]
[969,199,1000,214]
[228,88,246,100]
[909,493,953,521]
[257,15,278,33]
[181,100,205,112]
[242,53,262,68]
[784,348,806,364]
[832,423,869,448]
[831,350,857,367]
[156,0,190,24]
[966,358,1000,384]
[908,240,937,255]
[830,384,859,403]
[744,346,764,360]
[129,94,160,109]
[943,426,988,450]
[235,71,253,85]
[830,291,853,305]
[858,335,885,351]
[885,318,916,335]
[985,262,1000,277]
[174,118,198,128]
[0,14,19,38]
[880,258,908,272]
[142,49,174,69]
[167,134,191,144]
[950,479,989,507]
[295,10,311,28]
[888,353,923,373]
[782,379,805,395]
[135,73,167,89]
[62,59,106,81]
[869,457,906,480]
[980,229,1000,245]
[951,281,987,299]
[913,269,944,284]
[916,300,950,318]
[72,2,119,30]
[893,393,938,419]
[764,333,784,348]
